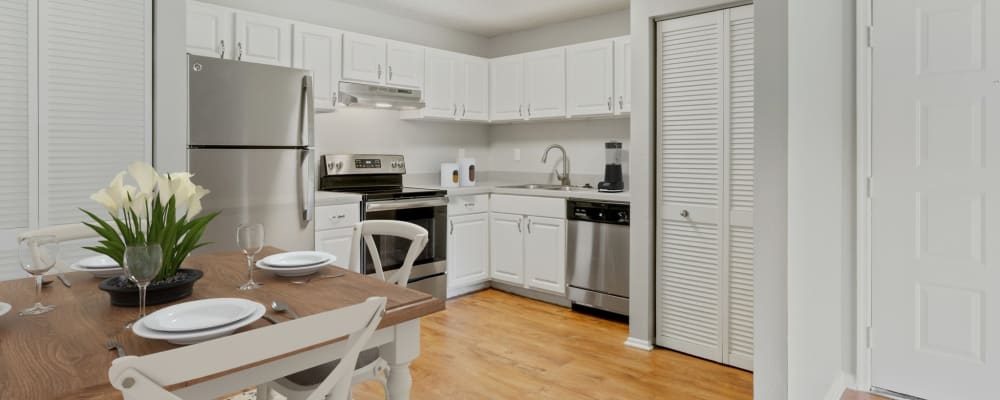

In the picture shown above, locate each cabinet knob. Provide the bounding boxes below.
[618,96,624,109]
[377,64,382,79]
[237,42,243,60]
[219,40,226,58]
[680,210,690,218]
[607,97,612,111]
[388,65,393,80]
[450,220,455,235]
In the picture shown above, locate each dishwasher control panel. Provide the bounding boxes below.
[567,200,630,225]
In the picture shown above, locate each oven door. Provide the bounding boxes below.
[363,197,448,287]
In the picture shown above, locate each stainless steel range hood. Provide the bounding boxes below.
[337,81,424,110]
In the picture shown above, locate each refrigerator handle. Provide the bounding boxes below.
[300,149,315,223]
[301,75,314,147]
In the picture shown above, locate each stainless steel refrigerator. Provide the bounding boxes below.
[187,54,315,254]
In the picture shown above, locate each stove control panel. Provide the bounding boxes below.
[322,154,406,176]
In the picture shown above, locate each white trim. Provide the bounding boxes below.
[28,0,38,232]
[823,372,851,400]
[624,337,654,351]
[447,281,489,299]
[145,0,154,164]
[855,0,874,392]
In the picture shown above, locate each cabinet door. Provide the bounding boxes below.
[489,55,523,121]
[234,12,292,66]
[522,48,566,119]
[186,1,233,59]
[566,40,614,116]
[448,213,490,288]
[422,49,460,118]
[386,40,424,88]
[293,23,342,111]
[523,216,566,294]
[461,56,490,121]
[342,33,386,84]
[316,228,356,272]
[489,212,524,285]
[614,36,632,114]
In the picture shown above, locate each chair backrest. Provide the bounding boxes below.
[108,297,387,400]
[348,220,429,287]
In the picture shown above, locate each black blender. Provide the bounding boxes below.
[598,141,624,193]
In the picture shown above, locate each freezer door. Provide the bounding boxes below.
[189,54,314,147]
[189,148,315,254]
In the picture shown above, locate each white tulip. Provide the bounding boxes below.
[90,188,119,214]
[128,187,150,217]
[173,179,195,211]
[127,161,159,196]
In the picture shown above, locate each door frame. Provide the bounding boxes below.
[854,0,873,392]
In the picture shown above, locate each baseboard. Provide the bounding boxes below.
[824,372,851,400]
[624,337,654,351]
[447,282,490,299]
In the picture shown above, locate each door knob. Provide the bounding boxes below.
[680,210,690,218]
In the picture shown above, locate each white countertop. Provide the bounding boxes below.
[410,181,631,203]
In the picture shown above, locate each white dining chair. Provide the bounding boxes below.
[16,223,104,274]
[108,296,387,400]
[268,220,429,400]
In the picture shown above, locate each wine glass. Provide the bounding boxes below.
[123,244,163,325]
[237,224,264,291]
[18,235,59,316]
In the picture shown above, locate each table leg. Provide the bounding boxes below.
[379,319,420,400]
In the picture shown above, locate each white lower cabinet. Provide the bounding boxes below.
[314,202,361,272]
[523,216,566,294]
[489,195,567,296]
[489,212,525,285]
[447,213,490,288]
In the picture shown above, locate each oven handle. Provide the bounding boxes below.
[365,197,448,212]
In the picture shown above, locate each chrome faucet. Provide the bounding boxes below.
[542,144,571,186]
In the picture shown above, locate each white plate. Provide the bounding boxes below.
[76,255,119,269]
[255,260,328,277]
[133,301,265,345]
[0,302,10,317]
[143,298,258,332]
[259,251,334,268]
[69,262,123,278]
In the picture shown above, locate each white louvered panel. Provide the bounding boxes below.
[658,220,722,361]
[0,0,31,280]
[728,11,755,213]
[728,225,754,370]
[660,14,723,209]
[40,0,151,226]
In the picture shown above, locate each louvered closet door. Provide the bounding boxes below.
[656,10,726,363]
[0,0,35,280]
[656,5,755,370]
[725,4,755,371]
[38,0,152,262]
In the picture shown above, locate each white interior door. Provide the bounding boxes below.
[870,1,1000,399]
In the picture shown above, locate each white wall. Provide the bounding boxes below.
[786,0,856,398]
[487,9,629,58]
[488,119,629,183]
[154,0,188,172]
[198,0,490,56]
[314,109,490,174]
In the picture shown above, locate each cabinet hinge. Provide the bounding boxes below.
[866,26,874,48]
[866,326,872,348]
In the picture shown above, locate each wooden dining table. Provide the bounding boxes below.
[0,246,444,399]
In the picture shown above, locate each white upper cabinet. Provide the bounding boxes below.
[421,49,462,118]
[386,40,424,88]
[186,1,233,59]
[566,39,614,117]
[293,23,342,112]
[342,32,387,84]
[522,48,566,119]
[614,36,632,114]
[234,12,293,66]
[489,55,524,121]
[460,56,490,121]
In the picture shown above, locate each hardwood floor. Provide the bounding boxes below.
[841,389,891,400]
[353,289,753,400]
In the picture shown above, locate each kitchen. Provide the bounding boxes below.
[0,0,924,400]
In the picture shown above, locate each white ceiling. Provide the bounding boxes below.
[335,0,630,37]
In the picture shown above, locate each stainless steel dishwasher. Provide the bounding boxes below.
[567,199,630,316]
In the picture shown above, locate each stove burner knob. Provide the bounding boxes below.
[399,161,405,168]
[334,161,343,171]
[391,161,398,168]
